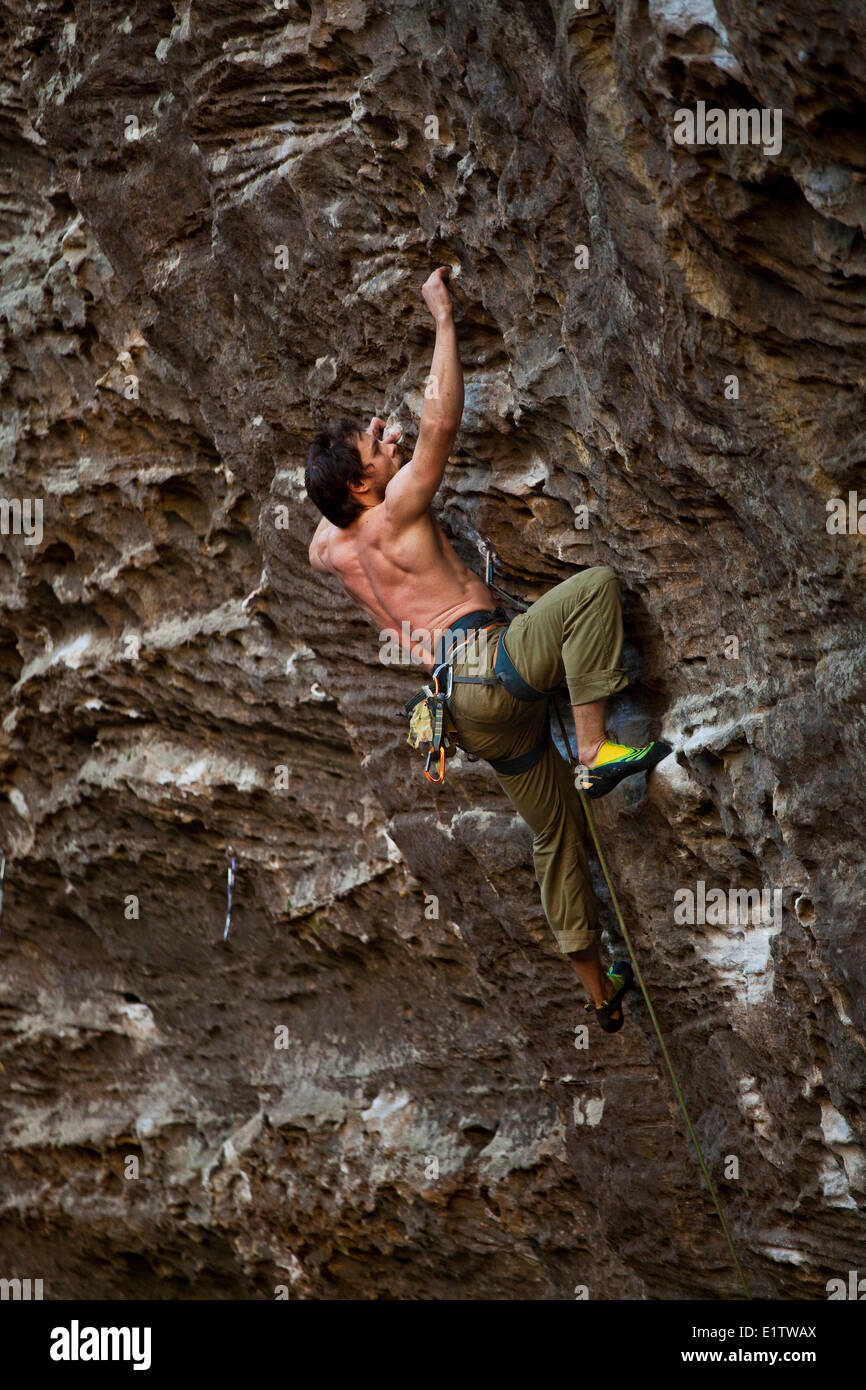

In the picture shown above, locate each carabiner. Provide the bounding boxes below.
[424,746,446,783]
[432,662,453,697]
[476,538,495,586]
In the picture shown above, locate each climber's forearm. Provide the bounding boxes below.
[421,311,463,437]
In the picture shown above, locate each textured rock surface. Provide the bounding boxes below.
[0,0,864,1298]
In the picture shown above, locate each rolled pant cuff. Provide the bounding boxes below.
[553,924,600,955]
[566,667,629,707]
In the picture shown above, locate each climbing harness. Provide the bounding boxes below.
[402,603,553,784]
[404,606,502,784]
[401,537,547,785]
[403,535,752,1298]
[401,533,553,785]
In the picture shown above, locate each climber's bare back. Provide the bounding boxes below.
[321,505,495,671]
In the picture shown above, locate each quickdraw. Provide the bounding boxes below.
[424,661,453,784]
[403,620,505,785]
[405,649,494,785]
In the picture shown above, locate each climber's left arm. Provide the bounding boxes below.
[384,269,463,525]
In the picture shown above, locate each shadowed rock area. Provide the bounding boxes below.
[0,0,863,1299]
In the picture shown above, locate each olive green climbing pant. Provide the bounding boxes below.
[447,566,629,955]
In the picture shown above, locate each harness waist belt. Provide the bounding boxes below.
[435,606,509,665]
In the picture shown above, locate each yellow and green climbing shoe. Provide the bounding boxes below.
[578,738,673,799]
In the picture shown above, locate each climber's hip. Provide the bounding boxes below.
[446,621,551,770]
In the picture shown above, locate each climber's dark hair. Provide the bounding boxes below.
[305,418,367,528]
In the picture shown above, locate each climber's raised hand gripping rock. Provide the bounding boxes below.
[304,265,672,1028]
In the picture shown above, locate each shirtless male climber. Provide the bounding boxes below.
[305,265,672,1033]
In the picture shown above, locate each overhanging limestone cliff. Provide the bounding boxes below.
[0,0,863,1299]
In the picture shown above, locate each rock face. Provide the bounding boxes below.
[0,0,864,1300]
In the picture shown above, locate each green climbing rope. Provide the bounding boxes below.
[548,697,753,1300]
[480,552,752,1296]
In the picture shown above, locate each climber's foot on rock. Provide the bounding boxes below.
[584,960,635,1033]
[577,738,673,799]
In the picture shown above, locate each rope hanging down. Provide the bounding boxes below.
[479,540,752,1300]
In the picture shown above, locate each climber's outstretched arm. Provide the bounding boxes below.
[385,266,463,524]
